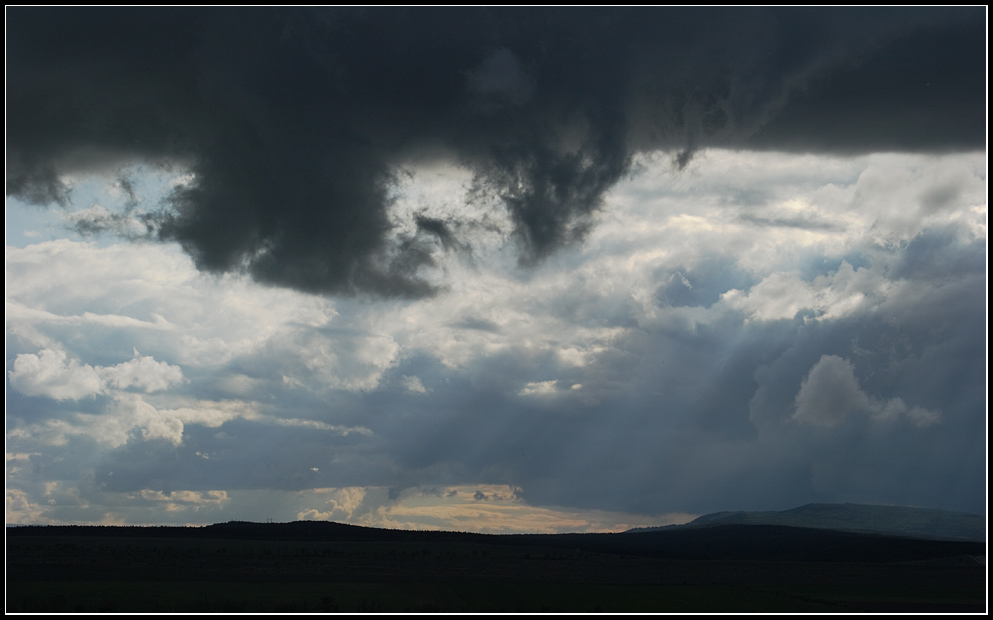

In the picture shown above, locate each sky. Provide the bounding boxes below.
[5,7,987,532]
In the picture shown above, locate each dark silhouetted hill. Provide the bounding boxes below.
[7,520,984,563]
[627,503,985,542]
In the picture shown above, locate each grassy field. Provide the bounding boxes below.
[6,527,985,613]
[15,580,971,613]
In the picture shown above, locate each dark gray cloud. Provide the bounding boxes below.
[94,419,382,494]
[744,15,986,154]
[736,214,844,232]
[448,317,503,333]
[7,7,985,297]
[889,226,987,282]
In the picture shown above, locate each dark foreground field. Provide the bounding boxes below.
[6,522,986,613]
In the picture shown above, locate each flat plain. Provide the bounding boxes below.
[6,522,985,613]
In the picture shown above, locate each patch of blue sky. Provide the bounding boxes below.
[6,164,191,249]
[6,196,67,247]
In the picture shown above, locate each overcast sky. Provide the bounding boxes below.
[6,7,986,532]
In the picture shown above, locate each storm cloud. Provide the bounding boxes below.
[7,7,984,296]
[5,8,986,532]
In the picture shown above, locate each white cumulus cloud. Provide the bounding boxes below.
[9,348,184,401]
[8,349,104,401]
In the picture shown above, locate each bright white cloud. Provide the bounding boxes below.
[297,487,369,522]
[137,490,229,513]
[101,394,185,447]
[8,348,104,401]
[402,375,427,393]
[8,348,183,401]
[722,261,889,322]
[102,349,185,392]
[5,395,260,450]
[519,380,559,396]
[268,327,400,392]
[271,418,372,437]
[157,400,259,428]
[5,238,340,370]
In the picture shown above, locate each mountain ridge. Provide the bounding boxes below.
[625,502,985,542]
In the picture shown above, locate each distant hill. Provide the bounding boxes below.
[627,503,985,542]
[7,520,987,612]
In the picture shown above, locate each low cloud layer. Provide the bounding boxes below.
[7,7,985,297]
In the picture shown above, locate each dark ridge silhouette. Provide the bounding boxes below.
[6,520,984,563]
[626,502,985,542]
[8,518,985,612]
